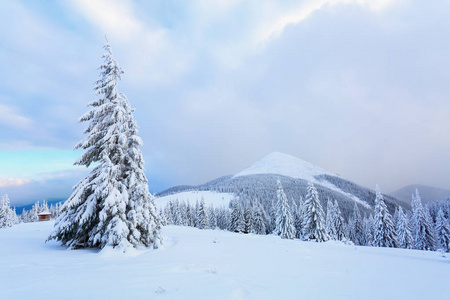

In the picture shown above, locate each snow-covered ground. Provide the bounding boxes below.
[1,221,449,300]
[155,190,234,209]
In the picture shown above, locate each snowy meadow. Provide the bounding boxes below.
[1,221,449,300]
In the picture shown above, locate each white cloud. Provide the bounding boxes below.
[68,0,192,85]
[70,0,142,41]
[0,103,32,130]
[256,0,398,44]
[0,177,31,188]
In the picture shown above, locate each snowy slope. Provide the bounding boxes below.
[1,221,449,300]
[155,191,234,209]
[236,152,370,208]
[235,151,336,181]
[156,152,406,215]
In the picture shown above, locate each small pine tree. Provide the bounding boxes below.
[158,208,167,226]
[164,204,174,225]
[208,205,217,229]
[0,195,19,228]
[373,185,398,248]
[411,189,436,251]
[435,209,450,252]
[362,214,374,246]
[348,203,364,245]
[29,202,39,222]
[196,198,209,230]
[302,182,328,242]
[21,208,30,223]
[274,180,295,239]
[230,199,245,233]
[396,206,413,249]
[392,207,399,229]
[186,204,194,227]
[215,206,230,230]
[294,197,304,238]
[243,202,254,234]
[252,202,266,235]
[326,199,336,240]
[333,200,346,241]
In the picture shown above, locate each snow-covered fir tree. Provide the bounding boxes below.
[164,204,174,225]
[229,199,245,233]
[243,202,254,234]
[348,203,364,245]
[21,208,31,223]
[179,202,189,226]
[266,199,276,234]
[362,214,374,246]
[326,199,336,240]
[29,201,39,222]
[186,204,195,227]
[396,206,413,249]
[208,205,217,229]
[333,200,346,241]
[196,198,209,229]
[411,189,436,251]
[373,185,398,248]
[392,207,399,229]
[49,202,63,219]
[435,208,450,252]
[48,42,160,251]
[274,180,295,239]
[158,208,167,226]
[194,201,200,227]
[171,200,182,225]
[252,202,266,235]
[302,182,328,242]
[215,206,230,230]
[0,195,19,228]
[293,197,304,239]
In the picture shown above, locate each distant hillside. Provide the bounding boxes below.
[157,152,407,219]
[390,185,450,206]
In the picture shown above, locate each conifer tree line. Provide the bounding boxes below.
[160,182,450,252]
[0,195,63,227]
[0,194,20,228]
[20,200,63,223]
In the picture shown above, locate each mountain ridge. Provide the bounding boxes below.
[157,152,408,218]
[390,184,450,206]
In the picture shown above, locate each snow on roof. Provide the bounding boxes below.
[38,211,51,216]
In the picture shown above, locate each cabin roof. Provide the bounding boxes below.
[37,211,51,216]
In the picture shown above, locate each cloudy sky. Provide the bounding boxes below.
[1,0,450,205]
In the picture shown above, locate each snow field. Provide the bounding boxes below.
[155,191,234,209]
[1,221,450,300]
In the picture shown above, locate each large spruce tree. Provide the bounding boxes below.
[48,43,160,251]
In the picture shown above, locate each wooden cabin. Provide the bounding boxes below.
[38,211,51,221]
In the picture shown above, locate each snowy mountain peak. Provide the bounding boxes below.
[234,152,336,182]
